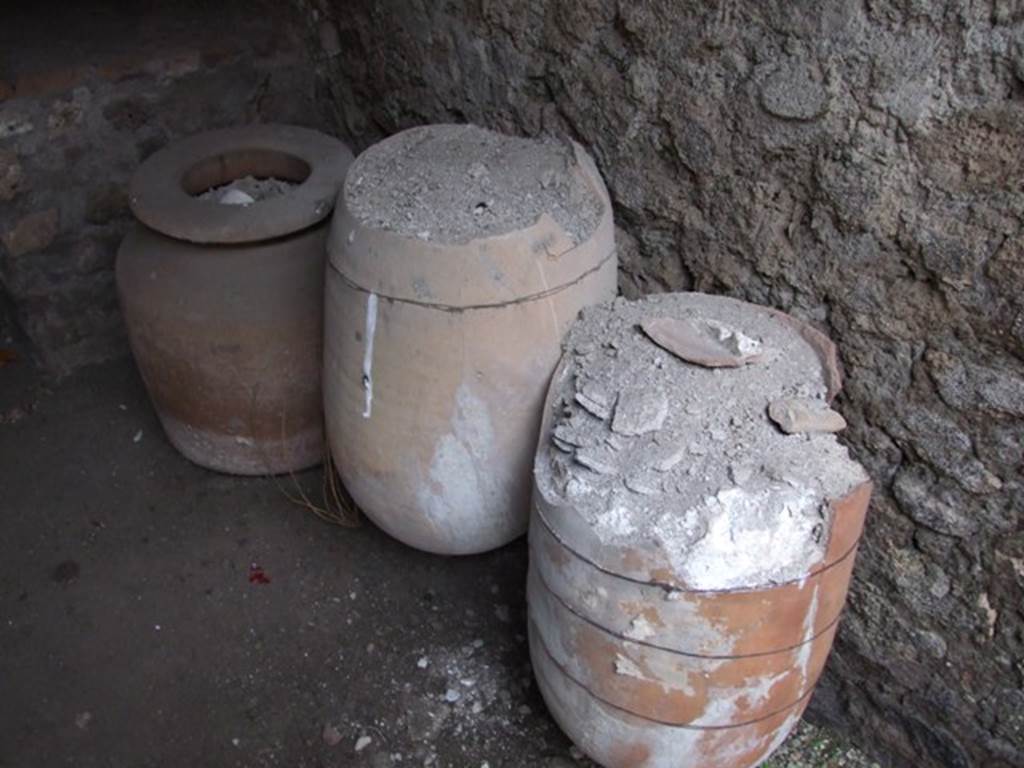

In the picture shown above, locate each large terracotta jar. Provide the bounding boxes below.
[324,125,617,555]
[118,124,353,475]
[528,293,872,768]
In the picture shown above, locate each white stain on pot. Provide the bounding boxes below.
[532,630,799,768]
[795,585,820,683]
[361,292,378,418]
[594,501,637,541]
[614,654,646,679]
[624,614,657,641]
[698,668,789,728]
[418,383,508,543]
[661,484,823,590]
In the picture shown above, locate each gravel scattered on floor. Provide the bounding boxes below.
[762,720,881,768]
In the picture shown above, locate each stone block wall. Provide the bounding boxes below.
[0,0,325,373]
[296,1,1024,766]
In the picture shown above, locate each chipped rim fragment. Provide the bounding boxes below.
[763,308,843,403]
[640,316,765,368]
[767,397,848,434]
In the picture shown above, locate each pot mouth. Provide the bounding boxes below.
[182,148,312,201]
[130,124,353,245]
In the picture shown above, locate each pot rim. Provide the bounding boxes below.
[129,124,353,245]
[328,131,615,308]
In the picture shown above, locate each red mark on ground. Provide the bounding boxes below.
[248,564,271,585]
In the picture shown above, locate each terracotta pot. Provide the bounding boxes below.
[528,311,872,768]
[117,124,353,475]
[324,135,617,555]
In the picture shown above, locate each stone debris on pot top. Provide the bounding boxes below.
[768,396,848,434]
[198,175,297,206]
[640,315,764,367]
[344,123,604,245]
[538,293,868,591]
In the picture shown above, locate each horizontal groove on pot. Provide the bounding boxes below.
[528,494,869,660]
[326,245,617,312]
[529,616,821,730]
[528,567,837,727]
[530,620,813,768]
[528,542,847,660]
[533,491,867,594]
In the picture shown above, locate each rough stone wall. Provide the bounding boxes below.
[0,1,325,374]
[299,1,1024,766]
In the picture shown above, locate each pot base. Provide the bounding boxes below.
[159,412,322,476]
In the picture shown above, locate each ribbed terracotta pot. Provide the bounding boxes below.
[118,124,353,475]
[528,311,872,768]
[324,137,617,555]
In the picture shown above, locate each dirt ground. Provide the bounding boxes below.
[0,352,879,768]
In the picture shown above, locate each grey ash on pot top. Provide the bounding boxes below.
[535,293,868,590]
[344,124,604,245]
[198,176,296,205]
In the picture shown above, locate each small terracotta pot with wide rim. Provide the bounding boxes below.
[117,124,353,475]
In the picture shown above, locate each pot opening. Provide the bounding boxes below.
[182,148,312,202]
